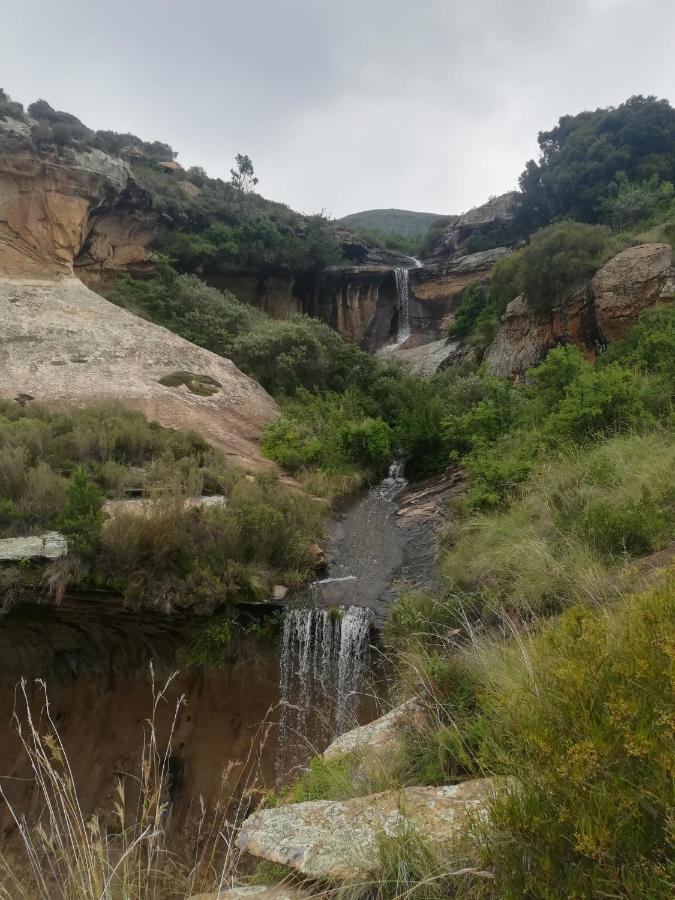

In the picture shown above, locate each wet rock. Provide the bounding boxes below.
[390,337,462,375]
[237,779,497,881]
[592,243,674,341]
[324,699,424,762]
[0,531,67,561]
[189,887,310,900]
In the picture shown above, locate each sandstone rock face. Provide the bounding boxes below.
[411,248,511,334]
[0,532,67,561]
[237,780,495,881]
[436,193,518,255]
[0,119,157,282]
[592,243,674,341]
[0,278,279,470]
[390,337,462,375]
[484,295,550,377]
[324,699,424,762]
[485,243,673,377]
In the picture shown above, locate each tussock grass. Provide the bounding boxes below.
[441,431,674,619]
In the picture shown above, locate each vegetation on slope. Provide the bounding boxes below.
[338,209,446,238]
[0,402,324,610]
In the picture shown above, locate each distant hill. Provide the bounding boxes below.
[338,208,448,238]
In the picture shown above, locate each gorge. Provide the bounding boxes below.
[0,87,673,899]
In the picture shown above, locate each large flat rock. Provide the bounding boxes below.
[190,887,310,900]
[323,699,424,762]
[0,278,280,471]
[0,531,67,561]
[237,779,496,882]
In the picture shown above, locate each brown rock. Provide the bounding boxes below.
[592,243,674,341]
[189,888,310,900]
[0,120,158,282]
[0,278,279,471]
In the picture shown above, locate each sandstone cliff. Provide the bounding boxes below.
[0,117,157,284]
[485,243,674,376]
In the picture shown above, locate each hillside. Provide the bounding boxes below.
[338,208,448,238]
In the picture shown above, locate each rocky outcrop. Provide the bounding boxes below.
[390,337,463,375]
[592,243,674,341]
[410,247,511,334]
[434,193,518,255]
[324,699,424,762]
[0,278,279,470]
[190,888,310,900]
[237,780,496,882]
[485,243,674,377]
[0,117,157,283]
[0,532,67,561]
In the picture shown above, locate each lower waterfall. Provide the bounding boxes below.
[276,605,372,776]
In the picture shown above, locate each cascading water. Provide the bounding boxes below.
[276,605,372,776]
[392,257,423,346]
[275,460,407,777]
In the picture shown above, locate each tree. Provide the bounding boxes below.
[57,467,104,558]
[230,153,259,193]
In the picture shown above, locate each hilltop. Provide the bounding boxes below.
[338,208,448,238]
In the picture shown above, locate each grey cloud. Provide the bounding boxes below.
[2,0,674,216]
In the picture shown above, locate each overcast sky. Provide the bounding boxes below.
[3,0,674,218]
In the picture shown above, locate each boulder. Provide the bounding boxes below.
[484,295,546,376]
[390,337,462,375]
[324,699,424,762]
[237,779,497,882]
[0,532,68,561]
[189,887,310,900]
[0,278,280,471]
[435,193,518,255]
[592,243,674,341]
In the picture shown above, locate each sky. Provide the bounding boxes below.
[2,0,675,219]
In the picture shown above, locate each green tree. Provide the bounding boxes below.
[230,153,259,193]
[57,467,104,557]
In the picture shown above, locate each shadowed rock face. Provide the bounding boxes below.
[0,278,279,470]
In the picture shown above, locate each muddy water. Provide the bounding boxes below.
[0,598,279,825]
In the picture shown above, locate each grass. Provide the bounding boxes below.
[440,431,675,621]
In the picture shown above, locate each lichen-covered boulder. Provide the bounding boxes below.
[323,699,424,762]
[0,531,67,561]
[237,779,497,882]
[189,886,310,900]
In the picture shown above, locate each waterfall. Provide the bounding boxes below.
[393,258,423,345]
[276,605,371,776]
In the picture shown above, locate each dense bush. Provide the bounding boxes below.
[516,94,675,232]
[477,583,674,898]
[517,221,614,314]
[0,402,325,609]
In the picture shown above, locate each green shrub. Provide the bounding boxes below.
[476,582,674,898]
[56,467,104,558]
[518,221,614,314]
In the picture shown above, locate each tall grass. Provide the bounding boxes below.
[0,670,279,900]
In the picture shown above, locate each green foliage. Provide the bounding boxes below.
[516,94,675,232]
[440,432,675,619]
[56,468,104,558]
[447,283,492,339]
[477,583,674,898]
[338,208,445,239]
[603,172,675,229]
[518,221,614,314]
[0,401,325,609]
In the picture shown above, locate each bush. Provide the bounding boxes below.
[477,582,674,898]
[518,221,614,314]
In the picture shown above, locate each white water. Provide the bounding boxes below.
[275,461,407,777]
[276,605,372,775]
[391,257,423,347]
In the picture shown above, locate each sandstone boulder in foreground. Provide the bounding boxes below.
[237,779,496,882]
[0,278,279,471]
[189,886,310,900]
[323,698,424,762]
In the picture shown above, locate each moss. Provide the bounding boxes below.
[158,370,221,396]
